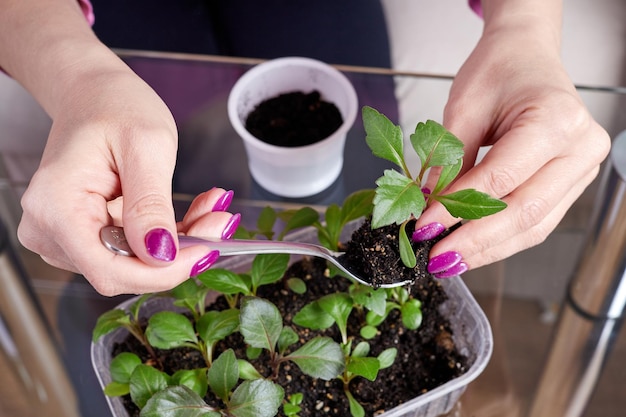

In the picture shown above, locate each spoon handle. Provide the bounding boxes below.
[100,226,338,258]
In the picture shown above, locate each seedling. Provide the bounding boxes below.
[362,106,507,267]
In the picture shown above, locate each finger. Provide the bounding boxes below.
[179,188,234,232]
[184,211,239,239]
[80,242,216,295]
[115,129,179,266]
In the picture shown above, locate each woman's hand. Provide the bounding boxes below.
[17,66,238,296]
[413,7,611,277]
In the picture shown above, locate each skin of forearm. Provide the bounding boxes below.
[480,0,562,50]
[0,0,127,118]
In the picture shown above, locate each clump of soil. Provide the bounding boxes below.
[111,219,468,417]
[340,218,456,287]
[245,90,343,147]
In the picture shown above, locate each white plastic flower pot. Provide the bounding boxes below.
[227,57,358,198]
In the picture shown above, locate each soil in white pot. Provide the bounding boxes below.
[244,90,343,147]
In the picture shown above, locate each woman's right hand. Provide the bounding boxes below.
[17,61,238,296]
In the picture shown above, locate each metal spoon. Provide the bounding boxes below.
[100,225,411,288]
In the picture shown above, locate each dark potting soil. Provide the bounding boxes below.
[244,90,343,147]
[112,220,468,417]
[340,218,458,288]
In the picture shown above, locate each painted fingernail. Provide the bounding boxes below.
[145,228,176,261]
[434,262,468,279]
[221,213,241,240]
[428,251,462,274]
[421,187,431,195]
[212,190,234,212]
[190,250,220,277]
[412,222,445,242]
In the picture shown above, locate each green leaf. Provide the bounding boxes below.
[410,119,464,170]
[208,349,239,403]
[377,348,397,369]
[432,158,463,195]
[366,302,398,327]
[277,326,299,354]
[283,402,301,416]
[346,389,365,417]
[140,385,218,417]
[229,379,284,417]
[169,279,202,301]
[288,392,303,405]
[401,299,423,330]
[351,341,370,358]
[362,288,387,317]
[292,301,335,330]
[340,189,375,224]
[237,359,263,380]
[197,268,251,295]
[129,364,170,409]
[286,277,307,294]
[239,297,283,352]
[129,294,152,321]
[372,170,425,228]
[278,207,319,239]
[317,293,353,343]
[196,309,240,346]
[92,309,130,342]
[347,356,381,381]
[171,369,209,399]
[286,336,345,380]
[362,106,405,169]
[246,346,262,360]
[257,206,277,238]
[110,352,142,384]
[432,189,508,219]
[359,325,378,340]
[104,381,130,397]
[145,312,198,350]
[319,203,342,250]
[399,222,417,268]
[250,254,290,290]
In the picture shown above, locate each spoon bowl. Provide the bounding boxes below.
[100,226,411,288]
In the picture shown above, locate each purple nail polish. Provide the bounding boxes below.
[428,251,462,274]
[434,262,468,279]
[421,187,431,195]
[190,250,220,277]
[212,190,234,212]
[221,213,241,240]
[145,228,176,262]
[412,222,445,242]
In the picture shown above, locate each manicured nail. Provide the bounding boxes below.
[212,190,234,212]
[421,187,431,195]
[145,228,176,261]
[190,250,220,277]
[221,213,241,240]
[434,262,468,279]
[412,222,445,242]
[428,251,462,274]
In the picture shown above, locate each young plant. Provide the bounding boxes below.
[292,292,398,417]
[141,349,285,417]
[92,294,158,361]
[197,253,290,308]
[239,296,345,381]
[362,106,507,267]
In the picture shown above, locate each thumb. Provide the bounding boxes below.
[118,139,178,266]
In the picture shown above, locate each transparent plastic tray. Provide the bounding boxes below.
[92,221,493,417]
